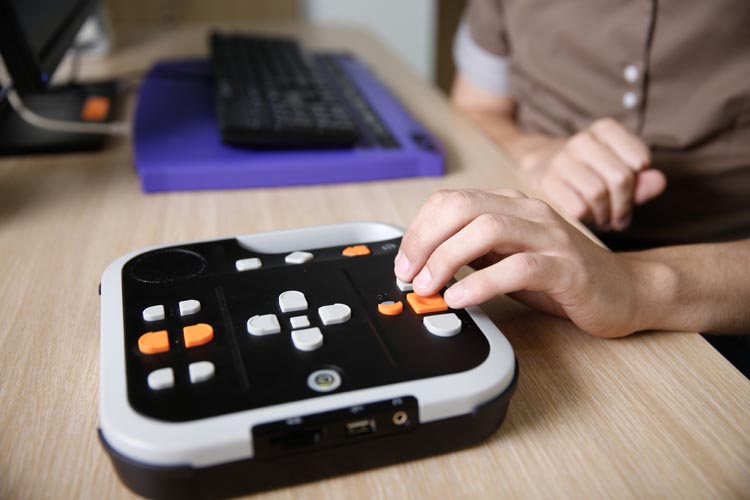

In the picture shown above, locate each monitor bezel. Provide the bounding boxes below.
[0,0,96,93]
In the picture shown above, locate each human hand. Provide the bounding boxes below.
[394,189,652,338]
[519,118,667,231]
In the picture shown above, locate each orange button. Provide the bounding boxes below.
[378,300,403,316]
[406,293,448,314]
[138,330,170,354]
[183,323,214,348]
[81,96,110,122]
[342,245,371,257]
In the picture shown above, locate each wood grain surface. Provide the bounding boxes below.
[1,24,748,500]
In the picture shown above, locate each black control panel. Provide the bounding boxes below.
[120,237,490,422]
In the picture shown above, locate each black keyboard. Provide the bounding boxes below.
[210,33,397,149]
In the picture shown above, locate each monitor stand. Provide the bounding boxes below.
[0,80,118,155]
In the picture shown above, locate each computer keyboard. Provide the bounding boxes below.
[210,33,398,149]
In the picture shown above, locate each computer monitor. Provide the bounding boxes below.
[0,0,96,92]
[0,0,119,155]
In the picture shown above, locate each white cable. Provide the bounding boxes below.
[6,88,130,136]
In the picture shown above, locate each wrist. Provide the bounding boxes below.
[621,252,681,333]
[516,139,564,189]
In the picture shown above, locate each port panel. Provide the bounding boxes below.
[253,396,418,459]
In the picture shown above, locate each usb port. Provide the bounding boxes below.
[345,419,376,437]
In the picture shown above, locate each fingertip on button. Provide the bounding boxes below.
[412,267,432,292]
[394,252,411,279]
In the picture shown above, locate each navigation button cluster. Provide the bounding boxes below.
[247,291,352,352]
[138,299,216,391]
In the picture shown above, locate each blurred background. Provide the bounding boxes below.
[86,0,467,93]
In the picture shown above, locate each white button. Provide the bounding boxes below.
[622,91,639,109]
[307,369,341,392]
[318,303,351,325]
[189,361,215,383]
[279,290,308,313]
[290,315,310,329]
[179,299,201,316]
[285,251,313,264]
[423,313,462,337]
[623,64,639,83]
[247,314,281,336]
[396,278,413,292]
[143,305,165,322]
[292,327,324,351]
[147,367,174,390]
[236,258,262,271]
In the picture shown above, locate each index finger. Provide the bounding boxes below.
[396,190,536,282]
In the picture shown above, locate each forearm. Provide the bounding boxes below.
[450,75,555,166]
[452,104,552,162]
[623,240,750,334]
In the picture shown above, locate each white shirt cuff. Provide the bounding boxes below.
[452,17,510,97]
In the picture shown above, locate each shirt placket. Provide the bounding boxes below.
[621,0,657,134]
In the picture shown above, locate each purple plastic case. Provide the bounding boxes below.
[132,57,444,192]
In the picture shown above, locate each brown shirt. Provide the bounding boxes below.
[462,0,750,246]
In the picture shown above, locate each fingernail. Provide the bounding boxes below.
[413,267,432,290]
[444,283,465,305]
[394,252,411,277]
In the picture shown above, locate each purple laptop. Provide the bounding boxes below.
[133,56,444,192]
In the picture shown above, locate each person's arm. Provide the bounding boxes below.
[451,74,667,232]
[623,241,750,335]
[394,189,750,337]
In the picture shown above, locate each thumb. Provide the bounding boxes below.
[633,169,667,205]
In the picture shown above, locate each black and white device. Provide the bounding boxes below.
[99,222,517,499]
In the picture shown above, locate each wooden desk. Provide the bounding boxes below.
[1,25,748,499]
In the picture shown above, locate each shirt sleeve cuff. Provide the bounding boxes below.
[452,17,510,97]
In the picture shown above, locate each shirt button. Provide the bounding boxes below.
[623,64,640,83]
[622,91,639,109]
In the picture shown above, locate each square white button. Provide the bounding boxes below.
[290,315,310,329]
